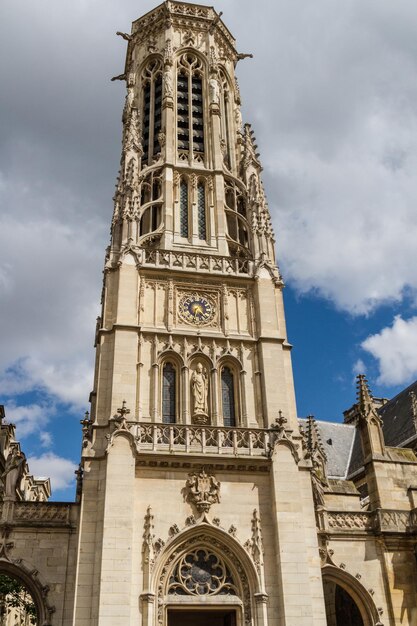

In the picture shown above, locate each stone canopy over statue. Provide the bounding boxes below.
[191,362,209,425]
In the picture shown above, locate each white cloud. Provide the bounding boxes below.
[352,359,366,376]
[40,431,53,448]
[27,453,77,493]
[5,402,52,438]
[361,316,417,386]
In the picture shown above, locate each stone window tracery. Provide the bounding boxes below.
[168,548,238,596]
[141,58,163,167]
[139,168,163,238]
[224,179,250,256]
[177,53,205,162]
[176,175,209,242]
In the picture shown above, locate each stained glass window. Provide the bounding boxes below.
[197,183,206,240]
[180,180,189,238]
[162,363,176,424]
[221,367,236,427]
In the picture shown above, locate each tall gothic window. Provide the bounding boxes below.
[219,71,231,169]
[139,168,163,237]
[221,367,236,427]
[224,179,250,256]
[180,179,189,238]
[142,59,163,167]
[197,182,206,240]
[177,54,205,162]
[162,363,176,424]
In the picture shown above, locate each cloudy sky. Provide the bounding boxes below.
[1,0,417,500]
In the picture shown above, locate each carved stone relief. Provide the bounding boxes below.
[184,468,220,513]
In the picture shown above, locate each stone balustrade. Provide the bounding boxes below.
[11,502,72,526]
[131,422,270,457]
[318,508,417,534]
[142,249,252,277]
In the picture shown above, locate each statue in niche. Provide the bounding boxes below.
[209,77,220,105]
[1,449,25,500]
[191,362,209,424]
[163,69,173,98]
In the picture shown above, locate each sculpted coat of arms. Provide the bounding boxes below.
[185,468,220,513]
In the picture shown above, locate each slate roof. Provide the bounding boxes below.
[298,379,417,480]
[378,379,417,448]
[298,418,356,479]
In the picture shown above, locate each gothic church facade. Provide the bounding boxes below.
[1,3,417,625]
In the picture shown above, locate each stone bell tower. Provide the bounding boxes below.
[74,3,326,625]
[89,0,297,431]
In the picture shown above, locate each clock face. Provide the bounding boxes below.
[179,294,215,326]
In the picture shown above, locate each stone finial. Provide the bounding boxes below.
[355,374,385,459]
[117,400,130,419]
[356,374,374,416]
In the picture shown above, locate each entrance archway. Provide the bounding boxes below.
[322,565,380,626]
[323,579,364,626]
[152,524,261,626]
[0,572,37,625]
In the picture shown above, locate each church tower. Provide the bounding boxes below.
[74,3,327,625]
[91,2,297,429]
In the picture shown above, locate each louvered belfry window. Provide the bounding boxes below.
[162,363,176,424]
[177,54,205,161]
[221,367,236,427]
[142,59,163,166]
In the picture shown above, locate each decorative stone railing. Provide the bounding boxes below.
[142,249,252,277]
[13,502,72,526]
[318,508,417,534]
[131,423,270,458]
[318,511,374,532]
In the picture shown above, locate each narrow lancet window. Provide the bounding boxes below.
[197,183,206,240]
[180,180,189,238]
[141,59,163,167]
[177,54,204,160]
[221,367,236,427]
[162,363,176,424]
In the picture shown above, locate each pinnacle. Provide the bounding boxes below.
[356,374,374,413]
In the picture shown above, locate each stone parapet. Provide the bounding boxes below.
[318,507,417,535]
[131,422,271,457]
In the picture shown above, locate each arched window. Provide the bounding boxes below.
[221,367,236,427]
[224,179,250,257]
[219,70,231,169]
[177,54,205,162]
[197,182,206,240]
[139,168,163,238]
[180,179,189,238]
[141,59,163,166]
[162,363,176,424]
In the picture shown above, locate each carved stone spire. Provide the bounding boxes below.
[356,374,385,458]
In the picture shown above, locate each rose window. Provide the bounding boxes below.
[168,548,237,596]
